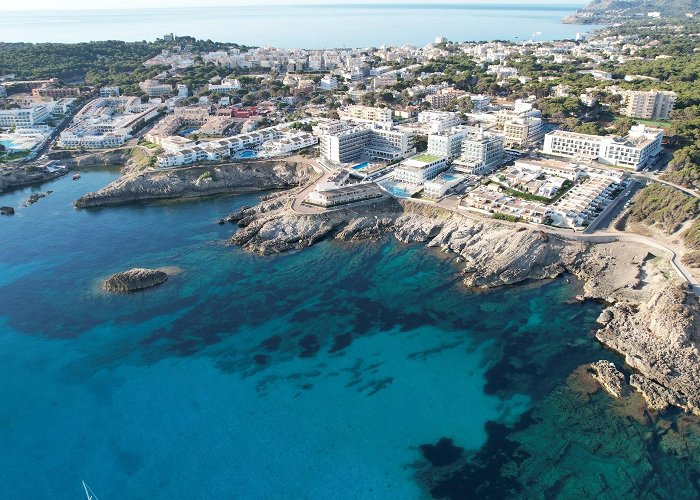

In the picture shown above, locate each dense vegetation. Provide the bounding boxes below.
[0,38,245,89]
[627,184,698,233]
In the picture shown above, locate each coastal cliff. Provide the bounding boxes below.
[74,160,318,208]
[227,190,700,415]
[0,164,68,194]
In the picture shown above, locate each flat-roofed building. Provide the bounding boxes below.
[453,128,505,175]
[339,105,393,124]
[0,105,50,128]
[393,153,447,184]
[503,116,544,148]
[307,183,383,207]
[319,124,414,163]
[542,125,663,170]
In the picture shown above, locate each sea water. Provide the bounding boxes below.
[0,3,599,46]
[0,170,699,498]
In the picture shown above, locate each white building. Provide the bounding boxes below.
[542,125,663,170]
[0,105,50,128]
[99,86,120,97]
[393,153,447,184]
[319,124,414,163]
[319,75,339,91]
[261,132,318,156]
[453,128,505,175]
[417,111,462,134]
[208,77,242,93]
[177,84,189,98]
[427,125,473,160]
[307,183,383,207]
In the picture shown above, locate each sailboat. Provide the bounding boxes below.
[82,481,99,500]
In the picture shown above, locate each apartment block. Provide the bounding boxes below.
[621,90,676,121]
[339,105,393,124]
[393,153,448,184]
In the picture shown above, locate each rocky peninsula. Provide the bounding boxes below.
[104,268,168,293]
[226,189,700,416]
[0,164,68,194]
[75,160,318,208]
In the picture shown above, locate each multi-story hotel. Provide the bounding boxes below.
[620,90,676,121]
[542,125,663,170]
[0,105,50,128]
[319,123,414,163]
[453,128,505,175]
[502,116,545,149]
[427,125,475,160]
[338,105,393,124]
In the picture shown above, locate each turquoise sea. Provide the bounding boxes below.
[0,3,598,47]
[1,170,700,498]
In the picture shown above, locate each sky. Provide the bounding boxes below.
[0,0,586,12]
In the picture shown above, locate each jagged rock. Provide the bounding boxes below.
[596,283,700,415]
[589,360,626,398]
[0,206,15,216]
[24,192,47,206]
[75,161,317,208]
[630,374,677,412]
[597,309,614,325]
[104,268,168,293]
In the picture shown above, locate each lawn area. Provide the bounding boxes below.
[412,153,442,163]
[0,151,31,163]
[602,111,671,129]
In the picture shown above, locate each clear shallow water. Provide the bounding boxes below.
[0,3,598,46]
[0,170,699,498]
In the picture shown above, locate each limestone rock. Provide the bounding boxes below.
[104,268,168,293]
[589,360,626,398]
[629,374,677,412]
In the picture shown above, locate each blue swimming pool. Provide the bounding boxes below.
[352,162,369,171]
[178,127,198,137]
[237,150,258,159]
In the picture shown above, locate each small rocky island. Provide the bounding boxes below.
[104,268,168,293]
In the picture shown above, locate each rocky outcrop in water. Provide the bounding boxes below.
[104,268,168,293]
[75,160,318,208]
[589,360,626,398]
[595,282,700,415]
[0,206,15,216]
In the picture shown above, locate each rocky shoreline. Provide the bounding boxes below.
[0,164,68,194]
[75,160,318,208]
[225,188,700,416]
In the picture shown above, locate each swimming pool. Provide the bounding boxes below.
[352,162,369,171]
[178,127,198,137]
[237,150,258,159]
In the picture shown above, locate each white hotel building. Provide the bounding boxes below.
[319,123,414,164]
[453,129,505,175]
[542,125,663,170]
[0,106,50,128]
